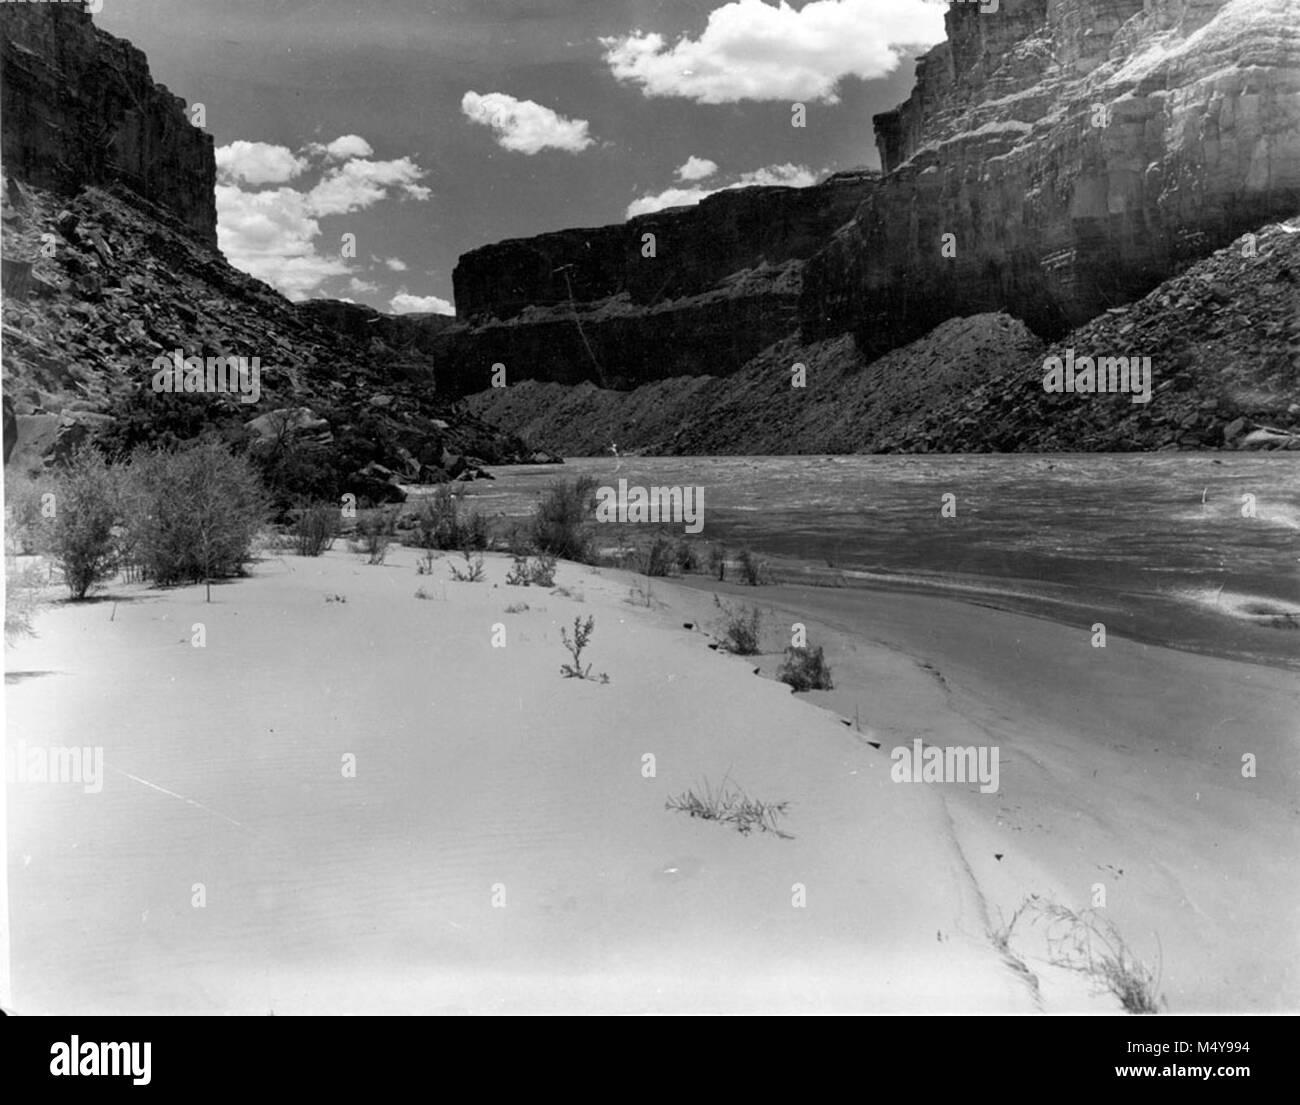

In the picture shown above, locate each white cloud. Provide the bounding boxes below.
[627,162,816,217]
[215,141,308,186]
[601,0,945,104]
[307,157,432,216]
[214,136,433,301]
[461,90,595,154]
[390,292,455,315]
[384,257,409,271]
[308,134,375,161]
[676,156,718,182]
[349,277,379,293]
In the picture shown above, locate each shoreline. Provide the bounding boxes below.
[5,547,1297,1013]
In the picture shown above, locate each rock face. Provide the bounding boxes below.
[443,0,1299,426]
[432,174,877,395]
[0,4,217,247]
[802,0,1300,355]
[466,216,1300,454]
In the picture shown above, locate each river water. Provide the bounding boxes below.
[468,454,1300,671]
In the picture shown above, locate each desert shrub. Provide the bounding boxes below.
[413,485,488,551]
[560,614,608,681]
[294,502,339,557]
[665,775,791,838]
[675,539,700,574]
[642,535,676,577]
[48,446,121,599]
[777,645,833,691]
[448,550,485,582]
[528,553,557,587]
[737,548,769,586]
[5,557,45,642]
[531,476,597,563]
[416,548,438,575]
[708,543,727,581]
[506,553,558,587]
[350,508,395,565]
[714,595,762,655]
[3,472,52,555]
[124,442,267,587]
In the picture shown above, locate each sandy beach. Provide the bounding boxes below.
[5,543,1295,1015]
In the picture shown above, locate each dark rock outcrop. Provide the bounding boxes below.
[0,3,217,246]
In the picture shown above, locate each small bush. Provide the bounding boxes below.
[350,508,395,565]
[643,535,676,577]
[5,557,45,642]
[714,595,762,655]
[124,441,266,588]
[294,502,339,557]
[708,543,727,581]
[737,548,769,586]
[504,601,529,614]
[531,477,597,563]
[49,446,120,599]
[413,485,487,551]
[777,645,833,691]
[675,539,700,574]
[448,550,485,582]
[560,614,608,682]
[506,553,557,587]
[4,473,51,555]
[666,775,792,839]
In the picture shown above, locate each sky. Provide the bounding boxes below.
[97,0,951,315]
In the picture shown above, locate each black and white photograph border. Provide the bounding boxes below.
[1,0,1298,1024]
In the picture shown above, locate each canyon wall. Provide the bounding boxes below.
[802,0,1300,355]
[0,3,216,246]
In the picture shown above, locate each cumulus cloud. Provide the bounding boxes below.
[602,0,945,104]
[349,277,379,293]
[383,257,409,271]
[307,134,375,161]
[627,162,816,218]
[214,135,432,300]
[461,91,595,154]
[307,157,432,215]
[215,141,308,186]
[675,156,718,182]
[390,292,455,315]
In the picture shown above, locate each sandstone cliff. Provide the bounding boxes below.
[452,0,1299,455]
[803,0,1300,354]
[0,3,217,246]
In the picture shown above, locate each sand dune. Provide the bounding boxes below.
[5,546,1294,1013]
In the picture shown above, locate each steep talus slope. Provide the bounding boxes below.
[467,217,1300,454]
[1,4,538,500]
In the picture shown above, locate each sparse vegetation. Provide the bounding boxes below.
[777,644,833,691]
[560,614,608,682]
[674,539,700,574]
[643,535,676,577]
[448,549,485,582]
[531,476,597,563]
[666,775,792,839]
[413,485,488,551]
[714,595,763,655]
[628,578,655,608]
[293,502,339,557]
[1029,898,1165,1014]
[736,548,769,586]
[5,558,45,642]
[350,508,395,565]
[504,601,529,614]
[416,547,438,575]
[48,446,119,599]
[506,553,557,587]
